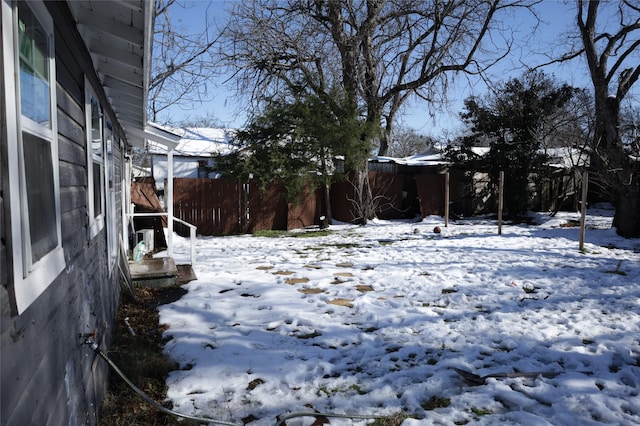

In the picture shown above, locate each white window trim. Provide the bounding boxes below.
[85,81,105,239]
[104,120,118,272]
[3,0,65,314]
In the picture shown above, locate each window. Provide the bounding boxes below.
[2,0,65,314]
[86,85,104,238]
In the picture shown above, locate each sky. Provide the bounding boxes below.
[155,205,640,425]
[158,1,637,139]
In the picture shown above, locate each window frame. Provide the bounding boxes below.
[85,81,105,239]
[2,0,65,314]
[104,119,119,271]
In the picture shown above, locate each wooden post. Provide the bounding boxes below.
[579,170,588,251]
[498,171,504,235]
[444,172,450,227]
[167,149,174,257]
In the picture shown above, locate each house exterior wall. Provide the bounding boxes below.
[1,2,125,424]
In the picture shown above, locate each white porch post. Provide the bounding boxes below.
[167,149,174,257]
[124,152,132,254]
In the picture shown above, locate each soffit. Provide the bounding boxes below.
[68,0,153,147]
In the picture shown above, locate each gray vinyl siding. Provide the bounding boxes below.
[1,2,126,424]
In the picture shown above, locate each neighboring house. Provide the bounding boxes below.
[370,146,588,217]
[1,1,177,424]
[149,127,237,193]
[132,163,152,178]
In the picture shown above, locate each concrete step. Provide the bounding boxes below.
[129,257,178,288]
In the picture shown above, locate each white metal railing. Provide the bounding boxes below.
[128,212,197,265]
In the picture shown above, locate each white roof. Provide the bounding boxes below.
[374,146,587,169]
[376,152,447,166]
[148,127,237,157]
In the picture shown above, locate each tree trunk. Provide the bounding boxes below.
[613,182,640,238]
[591,92,640,237]
[352,167,374,225]
[322,182,332,227]
[377,126,391,157]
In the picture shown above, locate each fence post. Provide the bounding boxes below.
[190,225,197,265]
[444,172,450,227]
[579,170,588,251]
[167,150,174,257]
[498,170,504,235]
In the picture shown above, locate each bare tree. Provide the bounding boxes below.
[620,104,640,155]
[221,0,540,157]
[149,0,224,123]
[387,127,439,158]
[575,0,640,237]
[220,0,539,223]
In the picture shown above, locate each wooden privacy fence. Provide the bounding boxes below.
[172,172,457,236]
[173,178,322,236]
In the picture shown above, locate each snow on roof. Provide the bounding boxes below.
[375,146,587,169]
[375,152,448,166]
[545,147,590,169]
[148,127,238,157]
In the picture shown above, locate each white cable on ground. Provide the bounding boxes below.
[84,338,240,425]
[85,337,388,425]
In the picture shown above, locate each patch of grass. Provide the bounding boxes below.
[422,396,451,410]
[348,384,367,395]
[322,242,362,249]
[242,414,259,424]
[317,383,368,397]
[294,330,322,339]
[317,385,332,397]
[99,287,200,426]
[253,229,289,238]
[370,413,415,426]
[294,229,333,238]
[471,407,492,416]
[253,229,333,238]
[247,378,265,391]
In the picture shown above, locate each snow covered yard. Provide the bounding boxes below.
[159,206,640,425]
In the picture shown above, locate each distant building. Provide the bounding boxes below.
[148,127,238,193]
